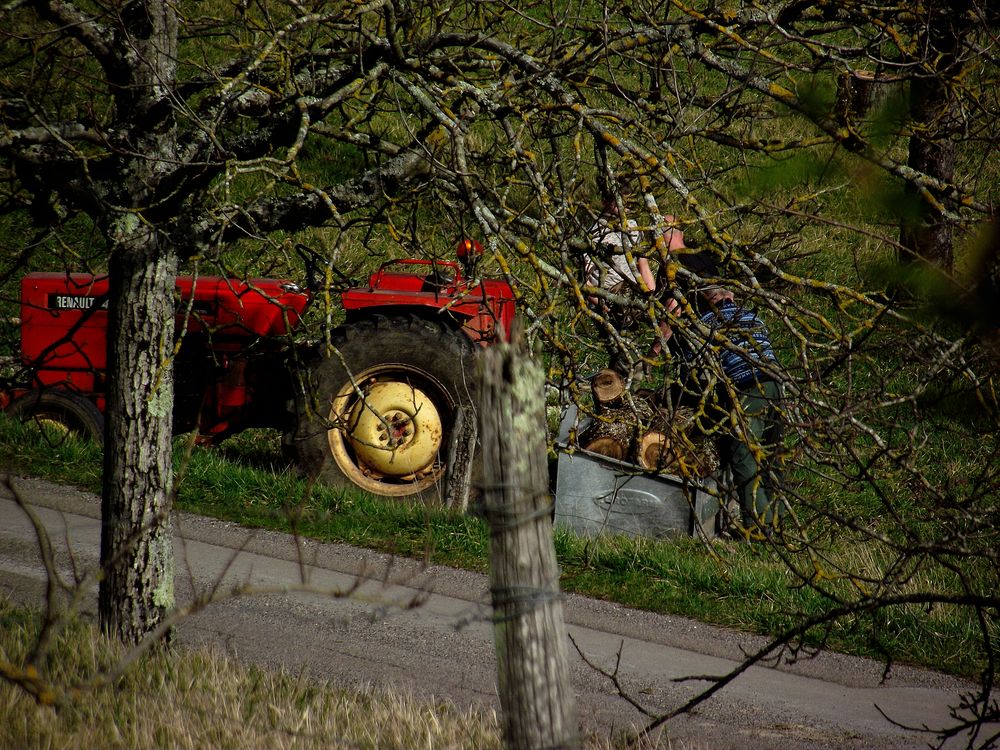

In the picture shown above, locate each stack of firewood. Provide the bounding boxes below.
[576,369,719,477]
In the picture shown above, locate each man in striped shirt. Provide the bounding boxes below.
[669,253,786,539]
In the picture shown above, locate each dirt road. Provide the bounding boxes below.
[0,474,991,749]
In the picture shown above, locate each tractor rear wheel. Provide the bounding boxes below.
[294,315,477,505]
[8,389,104,443]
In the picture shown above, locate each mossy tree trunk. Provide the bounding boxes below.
[97,0,180,646]
[98,226,178,645]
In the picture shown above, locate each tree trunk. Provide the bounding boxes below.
[900,85,955,271]
[97,0,181,646]
[98,226,178,646]
[899,2,970,272]
[478,333,579,750]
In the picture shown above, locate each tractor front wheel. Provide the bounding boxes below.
[294,316,477,505]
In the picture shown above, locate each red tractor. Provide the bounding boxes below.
[2,243,517,503]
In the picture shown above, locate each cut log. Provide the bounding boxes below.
[637,430,677,472]
[591,368,626,407]
[578,373,721,477]
[578,407,636,459]
[581,436,627,461]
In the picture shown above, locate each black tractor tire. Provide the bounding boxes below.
[293,315,478,505]
[8,389,105,444]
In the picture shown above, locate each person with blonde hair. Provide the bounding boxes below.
[584,182,684,378]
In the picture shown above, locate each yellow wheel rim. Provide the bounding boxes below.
[328,376,447,495]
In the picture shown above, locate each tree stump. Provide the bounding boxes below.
[835,69,903,123]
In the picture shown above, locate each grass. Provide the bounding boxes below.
[0,415,992,681]
[0,601,502,750]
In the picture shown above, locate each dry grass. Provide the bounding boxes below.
[0,604,501,750]
[0,603,680,750]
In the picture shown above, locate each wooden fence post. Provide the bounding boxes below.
[478,332,579,750]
